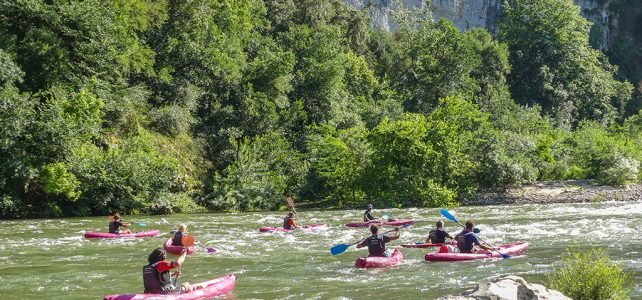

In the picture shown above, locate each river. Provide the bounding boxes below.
[1,201,641,299]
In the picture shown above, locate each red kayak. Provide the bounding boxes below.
[345,219,415,227]
[103,273,236,300]
[355,249,404,268]
[425,242,529,262]
[259,224,328,232]
[401,242,456,248]
[84,230,160,239]
[163,238,197,255]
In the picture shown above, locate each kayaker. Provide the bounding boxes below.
[172,224,188,246]
[426,220,453,244]
[363,204,379,222]
[109,214,131,234]
[283,212,300,230]
[143,248,192,294]
[356,225,400,257]
[455,221,492,253]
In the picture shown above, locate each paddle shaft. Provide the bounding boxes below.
[287,197,304,226]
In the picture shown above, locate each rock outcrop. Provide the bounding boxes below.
[345,0,618,50]
[438,275,571,300]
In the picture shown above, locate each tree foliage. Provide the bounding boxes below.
[0,0,640,217]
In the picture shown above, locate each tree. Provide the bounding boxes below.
[502,0,633,128]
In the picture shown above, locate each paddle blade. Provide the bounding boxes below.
[440,208,458,223]
[133,222,147,227]
[501,253,511,259]
[207,247,217,253]
[182,235,196,247]
[286,196,294,207]
[382,214,390,220]
[330,243,351,255]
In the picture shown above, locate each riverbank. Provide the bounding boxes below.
[464,180,642,206]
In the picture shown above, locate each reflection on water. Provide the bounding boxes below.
[0,201,640,299]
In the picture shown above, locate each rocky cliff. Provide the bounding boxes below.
[346,0,618,50]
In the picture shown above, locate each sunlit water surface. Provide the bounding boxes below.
[1,201,641,299]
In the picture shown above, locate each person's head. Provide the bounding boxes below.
[369,224,379,234]
[178,224,187,232]
[367,204,373,211]
[113,214,121,221]
[287,212,294,217]
[436,220,444,228]
[465,221,474,230]
[148,248,167,264]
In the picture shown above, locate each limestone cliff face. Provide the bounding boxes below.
[346,0,617,50]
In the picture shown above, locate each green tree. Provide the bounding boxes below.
[502,0,633,127]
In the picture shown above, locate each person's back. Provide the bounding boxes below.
[427,221,451,244]
[362,234,390,257]
[357,225,400,257]
[172,224,187,246]
[455,221,484,253]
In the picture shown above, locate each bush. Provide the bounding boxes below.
[548,247,630,300]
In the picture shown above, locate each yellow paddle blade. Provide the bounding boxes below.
[286,197,294,207]
[182,235,196,247]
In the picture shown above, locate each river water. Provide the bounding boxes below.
[1,201,641,299]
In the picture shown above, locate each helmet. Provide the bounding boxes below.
[367,204,373,209]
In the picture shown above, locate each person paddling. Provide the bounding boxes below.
[356,225,400,257]
[172,224,188,246]
[109,214,132,234]
[455,221,492,253]
[283,212,300,230]
[363,204,379,223]
[426,220,453,244]
[144,248,192,294]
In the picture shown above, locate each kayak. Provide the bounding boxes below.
[259,224,328,232]
[355,249,404,268]
[84,230,161,239]
[103,273,236,300]
[163,238,197,255]
[425,242,529,262]
[401,242,456,248]
[345,219,415,227]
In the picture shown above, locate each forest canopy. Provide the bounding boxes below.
[1,0,641,218]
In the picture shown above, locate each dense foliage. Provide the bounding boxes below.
[1,0,641,218]
[548,247,630,299]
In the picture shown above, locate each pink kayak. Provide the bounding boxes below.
[84,230,161,239]
[345,219,415,227]
[401,242,456,248]
[355,249,404,268]
[103,273,236,300]
[425,242,529,262]
[163,238,197,255]
[259,224,328,232]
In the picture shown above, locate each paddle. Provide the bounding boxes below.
[330,223,412,256]
[286,196,304,227]
[162,218,217,253]
[196,241,218,253]
[109,216,146,227]
[440,208,511,259]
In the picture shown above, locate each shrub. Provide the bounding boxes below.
[548,247,630,300]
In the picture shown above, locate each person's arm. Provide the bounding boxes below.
[289,219,300,229]
[356,238,367,248]
[172,250,188,277]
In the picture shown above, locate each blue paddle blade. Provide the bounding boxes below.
[440,208,458,223]
[133,222,147,226]
[330,243,351,255]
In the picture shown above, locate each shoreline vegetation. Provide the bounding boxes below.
[2,0,642,219]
